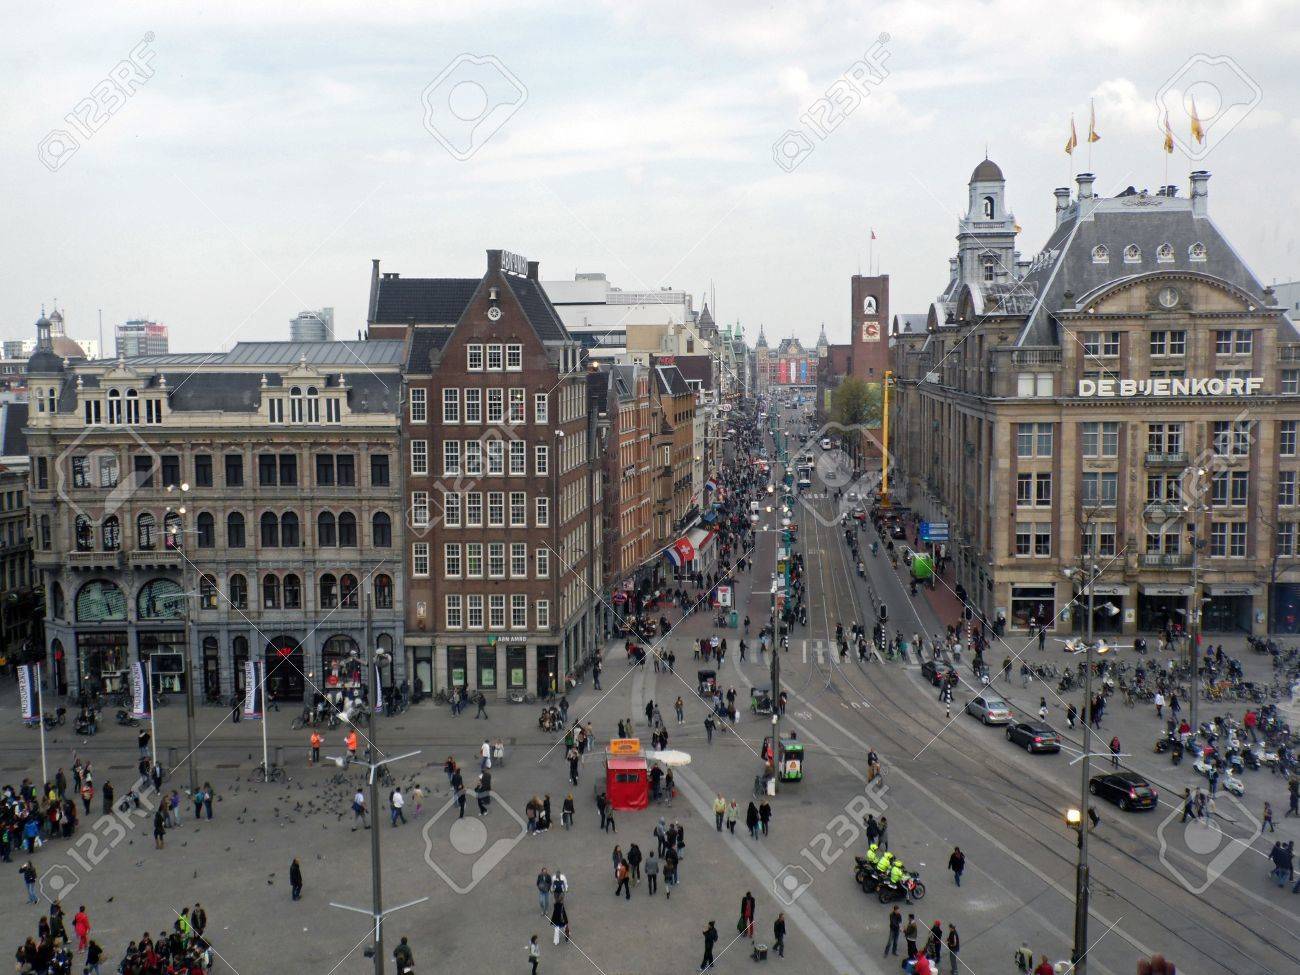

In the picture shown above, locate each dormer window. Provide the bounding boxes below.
[982,255,996,282]
[1157,243,1174,263]
[1124,245,1141,263]
[1189,241,1207,261]
[305,386,320,422]
[1092,245,1109,264]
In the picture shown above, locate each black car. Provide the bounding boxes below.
[1005,721,1061,753]
[920,660,957,687]
[1089,771,1158,811]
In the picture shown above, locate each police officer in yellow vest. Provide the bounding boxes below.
[876,851,893,876]
[889,860,904,886]
[865,843,879,868]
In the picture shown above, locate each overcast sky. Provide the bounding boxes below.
[5,0,1299,355]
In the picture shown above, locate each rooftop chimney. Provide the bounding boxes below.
[527,260,540,280]
[486,249,503,273]
[1076,172,1095,200]
[1190,170,1210,216]
[1054,186,1072,226]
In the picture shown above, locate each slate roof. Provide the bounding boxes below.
[373,277,481,325]
[654,364,691,397]
[0,402,28,456]
[404,326,455,374]
[506,275,571,342]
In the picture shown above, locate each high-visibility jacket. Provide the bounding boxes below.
[889,865,904,884]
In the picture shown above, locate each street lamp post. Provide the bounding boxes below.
[328,641,422,975]
[165,483,199,793]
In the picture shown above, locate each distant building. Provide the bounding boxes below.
[115,320,170,358]
[4,340,35,360]
[0,401,36,671]
[543,273,711,364]
[290,308,335,342]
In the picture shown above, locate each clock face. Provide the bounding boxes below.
[1157,287,1179,309]
[486,305,503,321]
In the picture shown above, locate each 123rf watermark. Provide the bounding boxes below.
[772,777,888,904]
[772,35,891,173]
[38,779,159,902]
[37,34,157,173]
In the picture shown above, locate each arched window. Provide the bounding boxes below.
[982,195,995,219]
[260,512,279,547]
[107,388,122,424]
[196,512,215,548]
[306,387,320,422]
[338,512,357,547]
[199,574,219,609]
[374,573,393,609]
[1092,244,1109,263]
[290,386,303,423]
[76,579,126,622]
[164,511,183,549]
[75,515,92,551]
[317,511,336,547]
[340,573,359,608]
[319,573,338,609]
[137,513,157,550]
[262,574,280,609]
[125,388,140,424]
[1157,242,1174,263]
[1124,244,1141,263]
[101,515,121,551]
[281,511,300,547]
[283,573,302,609]
[982,255,996,283]
[227,512,245,548]
[137,578,184,619]
[50,581,65,620]
[372,512,392,547]
[229,573,248,609]
[1189,241,1207,260]
[232,636,249,695]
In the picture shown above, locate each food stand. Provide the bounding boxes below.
[599,738,649,811]
[762,735,805,783]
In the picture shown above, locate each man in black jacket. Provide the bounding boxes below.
[700,921,718,971]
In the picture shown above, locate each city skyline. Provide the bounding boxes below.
[6,1,1300,352]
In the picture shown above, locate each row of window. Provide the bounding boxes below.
[1014,419,1282,459]
[1015,521,1254,558]
[1078,329,1252,358]
[420,388,550,425]
[431,491,551,529]
[444,593,549,631]
[194,571,393,611]
[79,388,165,426]
[443,542,550,579]
[465,343,524,372]
[61,452,391,492]
[434,440,549,477]
[266,386,343,425]
[67,510,393,552]
[1090,242,1206,263]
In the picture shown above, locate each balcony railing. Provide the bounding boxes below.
[67,550,123,570]
[128,549,184,568]
[1140,552,1192,568]
[1145,452,1188,466]
[1010,348,1063,366]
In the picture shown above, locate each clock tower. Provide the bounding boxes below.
[850,273,889,382]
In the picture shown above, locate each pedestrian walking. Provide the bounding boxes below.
[675,696,685,724]
[289,858,304,900]
[947,846,965,886]
[1066,703,1077,729]
[759,799,772,835]
[310,731,322,765]
[20,861,37,903]
[1109,735,1121,768]
[738,891,755,939]
[614,858,631,899]
[72,906,90,952]
[1263,801,1276,833]
[390,786,407,826]
[945,923,960,975]
[537,868,552,914]
[878,815,889,850]
[645,851,659,895]
[714,794,726,831]
[726,799,738,834]
[550,899,568,946]
[773,913,786,958]
[475,692,489,719]
[746,801,760,839]
[203,782,214,819]
[701,921,718,971]
[153,807,166,849]
[351,788,370,830]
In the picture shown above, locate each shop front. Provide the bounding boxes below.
[1073,584,1128,635]
[1008,584,1057,631]
[411,644,434,700]
[321,634,364,697]
[1271,583,1300,634]
[265,635,306,702]
[538,643,560,698]
[1203,584,1258,634]
[76,631,129,694]
[139,630,187,694]
[1137,585,1192,634]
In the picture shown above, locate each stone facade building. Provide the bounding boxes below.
[892,162,1300,636]
[25,316,405,701]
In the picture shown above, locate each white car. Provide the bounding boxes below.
[820,437,833,450]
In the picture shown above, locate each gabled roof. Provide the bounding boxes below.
[372,277,481,325]
[654,364,690,397]
[506,275,571,343]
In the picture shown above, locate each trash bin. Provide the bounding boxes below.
[729,611,739,629]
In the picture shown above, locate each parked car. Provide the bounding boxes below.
[965,695,1012,725]
[921,660,958,687]
[1089,771,1158,811]
[1005,720,1062,753]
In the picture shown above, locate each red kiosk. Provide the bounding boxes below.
[599,738,649,811]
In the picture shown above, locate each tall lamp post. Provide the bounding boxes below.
[1062,563,1118,975]
[165,482,199,793]
[328,643,424,975]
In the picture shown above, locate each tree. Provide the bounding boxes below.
[830,378,883,429]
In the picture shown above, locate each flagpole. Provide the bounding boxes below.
[36,663,48,785]
[147,659,158,768]
[260,663,270,781]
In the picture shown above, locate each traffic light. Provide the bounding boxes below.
[878,603,888,624]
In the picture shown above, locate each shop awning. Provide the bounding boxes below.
[1207,584,1261,597]
[687,527,716,551]
[1141,584,1193,597]
[666,528,716,567]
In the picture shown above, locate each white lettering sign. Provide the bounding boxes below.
[1076,376,1263,398]
[500,250,529,276]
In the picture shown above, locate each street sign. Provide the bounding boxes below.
[920,521,949,542]
[717,584,733,607]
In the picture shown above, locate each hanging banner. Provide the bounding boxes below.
[374,664,385,714]
[243,660,264,720]
[18,664,37,722]
[130,661,152,719]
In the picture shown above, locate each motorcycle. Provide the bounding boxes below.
[74,711,98,736]
[877,872,926,904]
[1191,759,1245,796]
[115,709,139,727]
[42,707,67,730]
